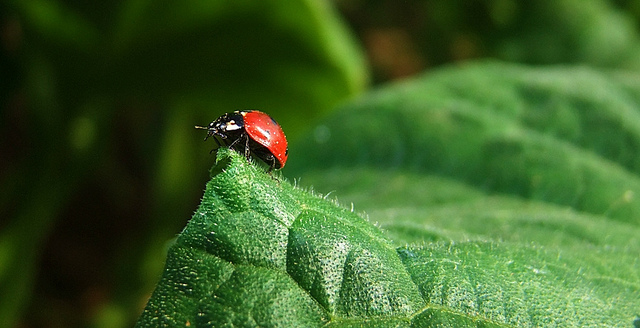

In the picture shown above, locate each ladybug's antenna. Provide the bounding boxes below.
[195,125,213,141]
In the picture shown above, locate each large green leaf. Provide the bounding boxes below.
[287,61,640,325]
[137,62,639,326]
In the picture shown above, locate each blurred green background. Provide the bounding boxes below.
[1,0,640,327]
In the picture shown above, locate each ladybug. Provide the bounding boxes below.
[195,110,288,171]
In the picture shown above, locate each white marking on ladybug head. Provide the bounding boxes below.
[225,120,242,131]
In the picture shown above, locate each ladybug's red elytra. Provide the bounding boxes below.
[195,110,288,171]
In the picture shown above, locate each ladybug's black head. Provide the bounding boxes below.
[213,115,243,134]
[195,112,245,143]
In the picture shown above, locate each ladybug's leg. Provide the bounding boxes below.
[265,154,276,173]
[210,136,223,154]
[227,132,244,150]
[227,132,251,162]
[244,136,251,161]
[203,130,214,141]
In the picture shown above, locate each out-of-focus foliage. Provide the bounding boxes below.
[0,0,365,327]
[340,0,640,81]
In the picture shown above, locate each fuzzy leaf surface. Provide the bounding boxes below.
[138,62,640,327]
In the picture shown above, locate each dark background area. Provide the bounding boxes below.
[2,0,640,327]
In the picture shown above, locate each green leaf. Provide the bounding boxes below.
[136,149,424,327]
[286,61,639,326]
[290,62,640,224]
[400,242,637,327]
[137,62,639,327]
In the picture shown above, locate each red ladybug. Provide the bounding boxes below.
[195,110,288,171]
